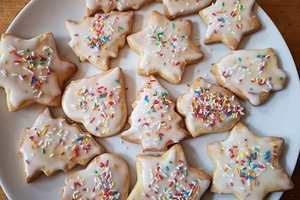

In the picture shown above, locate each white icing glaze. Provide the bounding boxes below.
[208,123,293,200]
[86,0,151,13]
[62,67,127,137]
[62,153,129,200]
[66,11,133,70]
[177,78,245,136]
[0,33,75,109]
[19,108,104,182]
[162,0,213,18]
[121,76,187,151]
[202,0,257,44]
[127,11,203,84]
[213,48,286,105]
[138,145,211,199]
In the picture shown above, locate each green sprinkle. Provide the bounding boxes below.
[249,88,253,91]
[279,77,284,80]
[117,26,124,30]
[41,149,45,155]
[169,160,173,164]
[25,48,29,52]
[170,22,175,29]
[221,2,225,6]
[184,169,188,177]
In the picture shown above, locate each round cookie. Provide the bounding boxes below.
[177,77,245,137]
[62,67,127,137]
[62,153,129,200]
[211,48,287,105]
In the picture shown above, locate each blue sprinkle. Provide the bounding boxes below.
[75,136,84,142]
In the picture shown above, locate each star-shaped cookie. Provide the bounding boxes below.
[211,48,287,105]
[160,0,213,19]
[127,11,203,84]
[199,0,261,50]
[62,67,127,137]
[0,33,77,111]
[121,76,188,152]
[128,144,211,199]
[85,0,153,16]
[66,11,134,71]
[177,77,245,137]
[62,153,129,200]
[18,108,105,183]
[207,123,294,200]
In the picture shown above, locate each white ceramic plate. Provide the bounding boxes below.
[0,0,299,199]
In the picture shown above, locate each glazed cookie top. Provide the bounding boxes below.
[62,153,129,200]
[62,67,127,137]
[0,33,76,111]
[208,123,293,200]
[121,76,187,151]
[162,0,213,18]
[200,0,260,49]
[19,108,104,182]
[177,78,245,136]
[86,0,151,14]
[211,48,286,105]
[127,11,203,84]
[135,144,211,199]
[66,11,133,71]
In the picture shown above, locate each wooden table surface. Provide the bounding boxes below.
[0,0,299,199]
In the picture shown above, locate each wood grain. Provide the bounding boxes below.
[0,0,299,199]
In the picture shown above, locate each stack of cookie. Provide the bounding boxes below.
[0,0,294,199]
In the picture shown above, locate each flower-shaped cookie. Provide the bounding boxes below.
[0,33,76,111]
[18,108,104,183]
[121,76,188,151]
[207,123,294,200]
[199,0,261,50]
[128,144,211,199]
[160,0,213,19]
[211,48,287,105]
[62,153,129,200]
[127,11,203,84]
[66,11,134,71]
[62,67,127,137]
[85,0,153,16]
[177,77,245,137]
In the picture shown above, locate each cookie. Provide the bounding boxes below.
[18,108,105,183]
[121,76,188,152]
[160,0,213,19]
[177,77,245,137]
[207,123,294,200]
[66,11,134,71]
[0,32,77,112]
[211,48,287,106]
[128,144,211,199]
[85,0,153,16]
[62,153,129,200]
[62,67,127,137]
[127,11,203,84]
[199,0,261,50]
